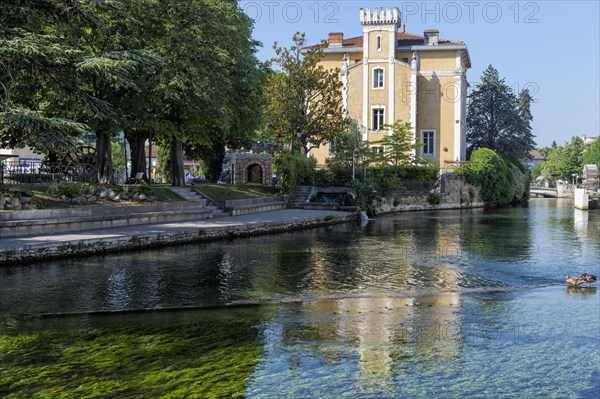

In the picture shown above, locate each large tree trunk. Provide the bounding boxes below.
[125,130,149,181]
[96,131,114,184]
[207,140,226,183]
[170,137,185,186]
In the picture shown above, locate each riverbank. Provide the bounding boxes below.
[0,209,357,265]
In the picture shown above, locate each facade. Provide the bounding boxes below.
[308,7,471,167]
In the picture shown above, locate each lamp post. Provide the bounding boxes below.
[352,150,356,180]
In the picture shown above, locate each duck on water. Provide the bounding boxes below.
[564,273,597,287]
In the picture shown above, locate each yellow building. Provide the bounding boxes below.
[308,7,471,167]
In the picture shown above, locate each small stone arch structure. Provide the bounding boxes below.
[229,153,272,185]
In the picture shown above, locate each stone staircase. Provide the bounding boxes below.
[289,185,314,208]
[166,187,229,218]
[166,187,207,203]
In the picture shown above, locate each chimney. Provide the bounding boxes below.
[424,29,439,45]
[328,32,344,47]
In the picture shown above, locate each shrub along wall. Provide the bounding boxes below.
[455,148,530,205]
[273,154,317,197]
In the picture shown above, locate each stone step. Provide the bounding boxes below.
[290,185,314,204]
[166,187,207,204]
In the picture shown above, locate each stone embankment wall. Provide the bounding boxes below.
[0,203,213,238]
[0,212,356,265]
[372,175,484,215]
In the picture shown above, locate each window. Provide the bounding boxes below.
[373,68,384,89]
[376,35,382,51]
[421,130,435,156]
[372,108,385,131]
[371,146,384,156]
[401,57,409,63]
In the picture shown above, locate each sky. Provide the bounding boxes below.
[239,0,600,148]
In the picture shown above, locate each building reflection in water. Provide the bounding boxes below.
[261,292,463,391]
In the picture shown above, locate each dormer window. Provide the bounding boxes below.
[376,35,382,51]
[373,68,384,89]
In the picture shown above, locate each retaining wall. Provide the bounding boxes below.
[0,212,357,265]
[0,203,212,238]
[372,176,484,215]
[224,196,286,216]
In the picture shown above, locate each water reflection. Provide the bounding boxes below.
[0,200,598,315]
[245,288,599,398]
[566,286,597,296]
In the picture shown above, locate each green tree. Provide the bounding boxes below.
[456,148,514,205]
[144,0,262,186]
[0,1,95,153]
[1,0,157,184]
[77,4,157,184]
[582,139,600,168]
[327,121,367,169]
[516,89,536,159]
[467,65,535,164]
[542,137,585,179]
[371,121,419,166]
[266,32,345,155]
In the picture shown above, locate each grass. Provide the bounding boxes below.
[152,187,185,202]
[0,183,183,208]
[193,184,278,205]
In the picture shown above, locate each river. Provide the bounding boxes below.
[1,199,598,398]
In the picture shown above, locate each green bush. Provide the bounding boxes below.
[366,164,438,181]
[509,163,529,203]
[0,185,33,198]
[456,148,528,205]
[48,184,94,198]
[349,175,404,215]
[273,154,317,196]
[315,166,353,187]
[427,192,443,205]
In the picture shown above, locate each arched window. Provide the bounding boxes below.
[376,35,382,51]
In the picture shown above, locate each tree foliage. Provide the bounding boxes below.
[1,1,98,152]
[266,32,345,154]
[142,0,264,185]
[370,121,420,166]
[467,65,535,165]
[273,153,317,196]
[582,139,600,168]
[456,148,528,205]
[2,0,264,186]
[542,136,585,179]
[327,121,367,169]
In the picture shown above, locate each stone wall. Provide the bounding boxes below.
[0,212,357,265]
[0,203,213,238]
[372,175,483,215]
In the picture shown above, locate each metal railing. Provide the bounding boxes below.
[1,160,97,185]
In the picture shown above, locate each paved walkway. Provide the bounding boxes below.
[0,209,354,251]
